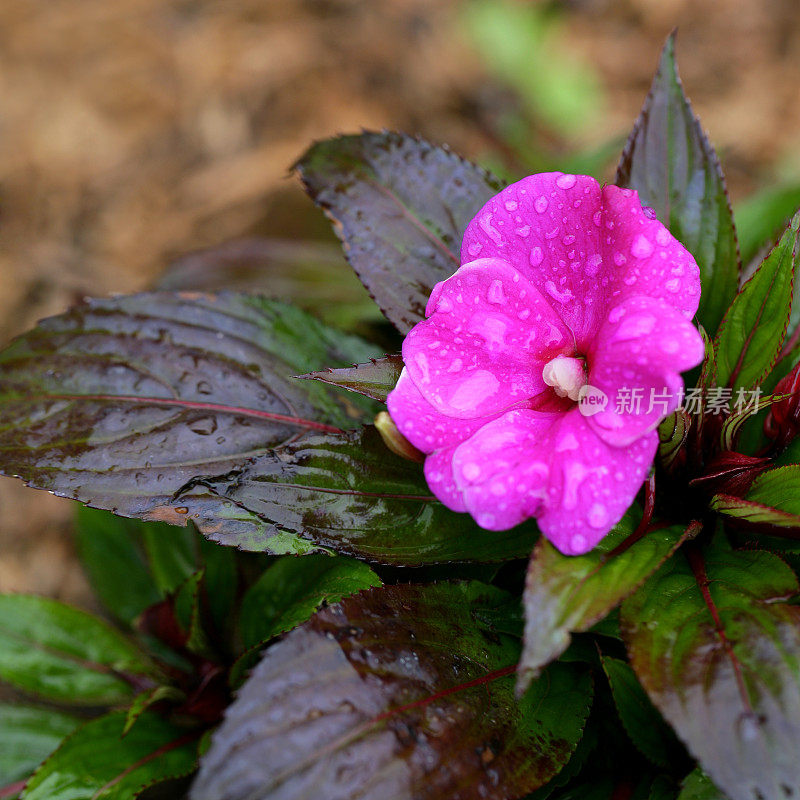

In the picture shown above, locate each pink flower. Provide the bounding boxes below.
[387,173,704,555]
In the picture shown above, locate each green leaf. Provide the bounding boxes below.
[175,425,538,564]
[616,33,739,336]
[192,582,592,800]
[0,704,79,786]
[295,131,505,334]
[621,541,800,800]
[0,292,377,539]
[154,238,381,332]
[239,554,380,650]
[714,211,799,390]
[74,508,160,626]
[736,183,800,268]
[297,354,403,402]
[518,512,694,691]
[600,656,683,768]
[123,686,185,736]
[23,711,198,800]
[677,769,730,800]
[712,465,800,531]
[0,595,156,705]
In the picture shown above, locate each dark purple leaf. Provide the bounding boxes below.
[295,131,505,334]
[192,582,592,800]
[176,425,537,565]
[0,292,377,547]
[617,32,740,336]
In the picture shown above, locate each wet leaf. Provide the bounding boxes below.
[0,292,377,540]
[75,508,161,626]
[0,595,157,705]
[0,704,79,786]
[176,425,537,565]
[297,354,403,402]
[518,512,693,692]
[616,32,739,336]
[600,656,683,768]
[295,131,505,334]
[621,541,800,800]
[23,711,198,800]
[192,582,592,800]
[714,211,799,390]
[239,554,380,650]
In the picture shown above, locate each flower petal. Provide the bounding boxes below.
[424,448,467,513]
[403,258,573,419]
[444,407,655,553]
[460,173,607,348]
[537,415,657,555]
[601,185,701,319]
[386,369,491,453]
[586,296,705,447]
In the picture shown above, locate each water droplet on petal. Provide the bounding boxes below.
[571,533,587,552]
[563,234,576,246]
[535,196,549,213]
[556,174,577,189]
[462,462,481,481]
[479,513,496,528]
[588,503,609,529]
[586,254,602,276]
[529,246,544,266]
[593,211,602,227]
[490,481,507,496]
[487,280,505,305]
[545,281,575,305]
[613,252,626,267]
[479,213,503,244]
[447,358,463,373]
[468,242,483,257]
[515,225,530,238]
[631,234,654,258]
[655,227,671,246]
[517,308,531,320]
[665,278,681,293]
[504,199,518,211]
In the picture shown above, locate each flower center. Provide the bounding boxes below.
[542,355,587,402]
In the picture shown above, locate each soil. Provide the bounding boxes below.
[1,0,799,604]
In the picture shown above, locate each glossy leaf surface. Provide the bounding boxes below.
[295,131,504,333]
[714,211,798,390]
[518,513,692,692]
[0,292,376,532]
[177,425,538,564]
[677,769,730,800]
[239,554,380,650]
[0,595,156,705]
[23,711,198,800]
[192,582,591,800]
[297,354,403,402]
[712,465,800,530]
[622,543,800,800]
[616,33,739,335]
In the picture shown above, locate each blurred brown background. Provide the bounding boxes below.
[2,0,800,603]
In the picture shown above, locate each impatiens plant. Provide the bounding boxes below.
[1,33,800,800]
